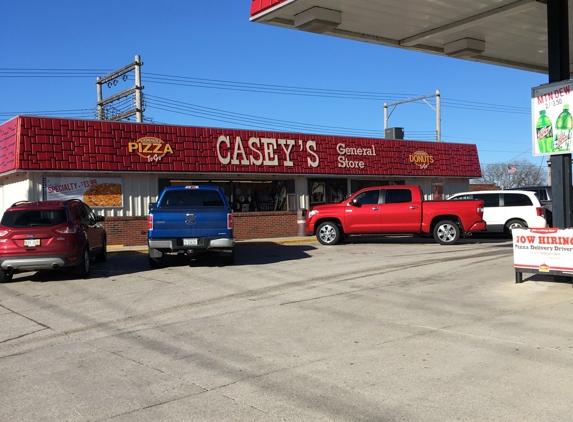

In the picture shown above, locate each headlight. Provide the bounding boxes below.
[308,209,319,218]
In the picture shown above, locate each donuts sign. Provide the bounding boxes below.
[409,150,434,170]
[128,137,173,162]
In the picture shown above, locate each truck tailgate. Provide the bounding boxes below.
[149,207,231,238]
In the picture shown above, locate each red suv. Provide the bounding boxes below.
[0,199,107,282]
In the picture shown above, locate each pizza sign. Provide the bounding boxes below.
[128,137,173,162]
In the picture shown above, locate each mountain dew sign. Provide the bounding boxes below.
[532,80,573,156]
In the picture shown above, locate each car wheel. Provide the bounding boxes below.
[0,269,14,283]
[433,220,460,245]
[316,221,342,245]
[221,250,235,265]
[73,248,90,278]
[504,219,527,237]
[95,237,107,262]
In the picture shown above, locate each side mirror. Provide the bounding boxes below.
[95,215,105,222]
[350,198,361,207]
[148,202,157,211]
[229,202,241,211]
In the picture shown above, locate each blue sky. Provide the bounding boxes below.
[1,1,549,169]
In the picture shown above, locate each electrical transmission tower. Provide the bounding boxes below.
[96,55,144,122]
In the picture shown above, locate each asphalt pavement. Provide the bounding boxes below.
[1,234,573,421]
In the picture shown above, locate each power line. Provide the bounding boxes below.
[0,68,530,113]
[0,109,95,118]
[141,73,530,113]
[146,94,386,137]
[0,67,537,160]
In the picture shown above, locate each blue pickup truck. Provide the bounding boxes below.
[147,185,235,267]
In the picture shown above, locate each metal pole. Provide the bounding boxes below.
[135,55,143,123]
[96,77,103,120]
[546,0,572,229]
[436,89,441,142]
[383,103,388,130]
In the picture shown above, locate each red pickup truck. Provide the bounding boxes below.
[305,185,486,245]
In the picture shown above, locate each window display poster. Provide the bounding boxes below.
[432,181,443,200]
[513,228,573,275]
[43,177,123,207]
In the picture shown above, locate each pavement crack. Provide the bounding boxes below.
[0,302,52,330]
[0,327,49,344]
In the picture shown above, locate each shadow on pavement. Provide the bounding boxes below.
[340,233,510,245]
[157,244,318,267]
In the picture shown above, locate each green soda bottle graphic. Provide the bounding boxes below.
[554,104,572,152]
[536,110,553,153]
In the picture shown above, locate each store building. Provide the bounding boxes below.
[0,116,481,246]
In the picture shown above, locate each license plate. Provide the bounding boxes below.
[183,238,198,246]
[24,239,40,247]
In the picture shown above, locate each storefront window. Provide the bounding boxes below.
[163,179,292,212]
[233,181,289,212]
[308,179,347,206]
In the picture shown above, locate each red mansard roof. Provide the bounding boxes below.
[0,116,482,178]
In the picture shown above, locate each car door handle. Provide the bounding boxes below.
[410,205,418,209]
[371,207,380,211]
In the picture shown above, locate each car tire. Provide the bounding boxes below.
[504,219,527,237]
[0,269,14,283]
[221,250,235,265]
[433,220,461,245]
[73,248,90,278]
[316,221,342,245]
[95,237,107,262]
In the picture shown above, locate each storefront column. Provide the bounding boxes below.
[294,177,309,209]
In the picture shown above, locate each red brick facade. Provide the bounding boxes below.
[103,212,299,246]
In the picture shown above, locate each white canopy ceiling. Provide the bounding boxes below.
[250,0,571,76]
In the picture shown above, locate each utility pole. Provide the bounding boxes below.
[96,55,144,122]
[383,90,441,141]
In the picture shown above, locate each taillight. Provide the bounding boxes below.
[148,215,153,230]
[55,226,77,234]
[536,207,544,217]
[227,213,234,230]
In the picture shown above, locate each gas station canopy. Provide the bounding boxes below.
[250,0,570,76]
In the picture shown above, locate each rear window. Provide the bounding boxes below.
[473,194,500,208]
[1,209,68,228]
[503,193,533,207]
[162,190,224,207]
[385,189,412,204]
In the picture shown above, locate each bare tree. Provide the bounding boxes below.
[471,159,547,188]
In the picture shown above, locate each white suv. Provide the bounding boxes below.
[448,190,547,235]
